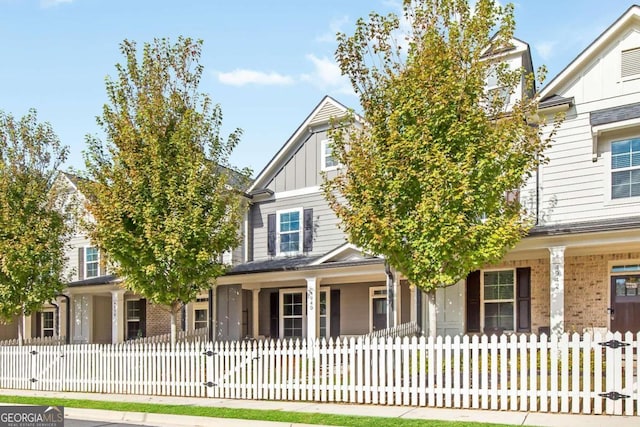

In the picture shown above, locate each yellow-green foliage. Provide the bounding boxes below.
[324,0,562,292]
[0,109,69,321]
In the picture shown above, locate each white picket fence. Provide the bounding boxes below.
[0,332,638,415]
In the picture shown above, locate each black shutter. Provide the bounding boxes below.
[516,267,531,332]
[35,312,42,338]
[267,214,276,256]
[269,291,279,338]
[303,208,313,253]
[330,289,340,338]
[466,270,481,333]
[139,299,147,337]
[77,247,84,280]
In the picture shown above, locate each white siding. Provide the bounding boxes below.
[539,26,640,225]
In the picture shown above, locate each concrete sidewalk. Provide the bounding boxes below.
[0,388,637,427]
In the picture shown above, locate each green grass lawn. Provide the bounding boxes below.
[0,395,527,427]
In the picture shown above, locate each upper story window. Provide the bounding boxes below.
[321,139,339,171]
[611,138,640,199]
[277,208,302,255]
[485,69,510,107]
[85,247,100,278]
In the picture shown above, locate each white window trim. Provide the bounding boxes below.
[320,139,340,172]
[278,287,330,339]
[276,208,304,256]
[126,298,142,340]
[608,136,640,203]
[369,286,387,333]
[41,309,56,338]
[85,246,100,279]
[192,301,208,330]
[279,288,306,339]
[480,268,516,332]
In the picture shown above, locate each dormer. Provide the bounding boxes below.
[482,37,535,112]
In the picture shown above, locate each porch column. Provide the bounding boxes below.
[410,286,417,324]
[306,277,319,340]
[252,289,260,339]
[111,289,126,344]
[22,314,32,340]
[386,264,400,328]
[549,246,566,334]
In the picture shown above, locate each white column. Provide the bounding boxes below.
[410,286,417,324]
[111,289,126,344]
[252,289,260,339]
[549,246,566,334]
[22,314,32,339]
[306,277,319,340]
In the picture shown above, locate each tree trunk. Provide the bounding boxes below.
[17,315,24,347]
[170,309,177,347]
[427,289,437,338]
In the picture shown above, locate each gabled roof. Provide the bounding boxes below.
[540,5,640,99]
[248,96,352,193]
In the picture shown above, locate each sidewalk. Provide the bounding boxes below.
[0,388,637,427]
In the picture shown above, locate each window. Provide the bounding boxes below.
[482,270,515,331]
[194,309,208,330]
[277,208,302,255]
[193,298,208,330]
[126,300,142,340]
[321,139,339,171]
[282,291,304,338]
[41,311,55,337]
[611,138,640,199]
[279,288,330,339]
[485,69,510,108]
[85,247,99,278]
[369,287,388,332]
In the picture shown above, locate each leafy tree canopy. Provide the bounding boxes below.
[81,37,249,339]
[325,0,560,293]
[0,109,69,325]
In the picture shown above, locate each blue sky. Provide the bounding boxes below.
[0,0,634,176]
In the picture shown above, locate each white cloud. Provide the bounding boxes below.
[316,15,349,43]
[216,69,295,87]
[40,0,74,8]
[535,41,557,61]
[301,54,354,95]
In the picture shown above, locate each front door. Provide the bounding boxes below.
[610,274,640,333]
[372,298,387,331]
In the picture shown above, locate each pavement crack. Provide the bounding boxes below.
[521,412,529,426]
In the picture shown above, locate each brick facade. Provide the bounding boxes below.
[489,251,640,334]
[144,301,184,338]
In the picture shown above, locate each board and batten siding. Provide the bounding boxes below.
[537,27,640,225]
[250,191,345,261]
[266,130,340,193]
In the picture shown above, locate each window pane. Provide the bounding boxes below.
[280,232,299,253]
[127,300,141,319]
[43,312,54,328]
[484,302,514,330]
[612,154,630,169]
[612,140,630,155]
[195,309,207,322]
[86,247,99,262]
[284,318,303,338]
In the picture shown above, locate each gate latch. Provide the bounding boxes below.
[599,391,630,400]
[598,340,629,349]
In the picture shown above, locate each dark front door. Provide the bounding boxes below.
[611,274,640,333]
[372,298,387,331]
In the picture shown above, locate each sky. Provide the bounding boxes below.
[0,0,635,177]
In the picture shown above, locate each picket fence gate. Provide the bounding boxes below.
[0,332,638,416]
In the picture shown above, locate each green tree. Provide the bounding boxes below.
[0,109,69,344]
[82,37,248,344]
[324,0,560,336]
